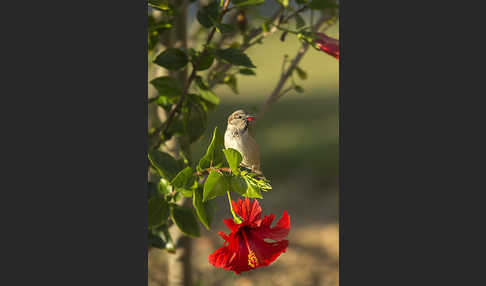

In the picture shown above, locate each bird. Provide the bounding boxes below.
[224,109,261,174]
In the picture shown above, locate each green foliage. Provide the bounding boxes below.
[223,148,242,175]
[295,66,308,80]
[150,76,183,98]
[223,75,239,94]
[148,196,169,229]
[154,48,189,70]
[182,95,208,143]
[195,76,220,106]
[276,0,289,8]
[294,85,305,93]
[148,15,172,52]
[171,167,196,189]
[148,0,170,11]
[149,226,175,251]
[193,188,215,230]
[197,1,219,28]
[203,170,230,201]
[194,51,215,71]
[214,48,256,68]
[230,176,247,195]
[170,204,201,237]
[198,127,225,171]
[239,68,256,76]
[215,23,236,35]
[232,0,266,7]
[148,150,182,181]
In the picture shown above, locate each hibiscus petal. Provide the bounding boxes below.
[218,231,231,242]
[209,246,236,270]
[247,230,289,267]
[223,218,240,232]
[233,197,262,224]
[258,210,290,241]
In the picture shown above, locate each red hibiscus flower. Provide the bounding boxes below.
[314,32,339,59]
[209,197,290,274]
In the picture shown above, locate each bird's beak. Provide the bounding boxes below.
[246,115,256,122]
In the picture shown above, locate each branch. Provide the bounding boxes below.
[151,1,231,150]
[195,167,232,176]
[258,14,330,118]
[207,5,312,88]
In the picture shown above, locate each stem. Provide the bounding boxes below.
[258,14,330,118]
[227,191,242,224]
[150,1,231,150]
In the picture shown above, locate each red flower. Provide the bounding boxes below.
[209,198,290,274]
[314,32,339,59]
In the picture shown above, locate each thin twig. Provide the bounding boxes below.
[151,1,231,150]
[207,5,311,88]
[258,14,330,118]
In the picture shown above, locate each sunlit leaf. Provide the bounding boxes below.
[203,170,230,201]
[223,148,242,175]
[198,127,225,171]
[171,167,196,189]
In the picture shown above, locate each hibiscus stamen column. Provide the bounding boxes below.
[240,230,259,268]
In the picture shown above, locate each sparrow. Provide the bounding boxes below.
[224,109,261,174]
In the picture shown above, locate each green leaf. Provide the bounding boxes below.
[223,148,242,175]
[294,85,305,93]
[148,226,175,251]
[148,196,169,229]
[170,204,200,237]
[158,179,172,195]
[198,127,225,171]
[230,176,247,195]
[171,167,196,189]
[232,0,265,7]
[195,76,220,105]
[276,0,289,8]
[214,48,256,68]
[216,23,236,34]
[203,170,230,201]
[295,66,308,80]
[154,48,189,70]
[150,76,183,98]
[183,96,208,143]
[181,189,194,197]
[244,178,263,198]
[223,75,239,94]
[148,0,170,11]
[239,68,256,76]
[309,0,339,10]
[295,14,306,29]
[197,1,219,28]
[194,51,215,71]
[193,188,214,230]
[148,150,182,181]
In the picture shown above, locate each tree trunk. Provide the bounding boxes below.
[166,1,192,286]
